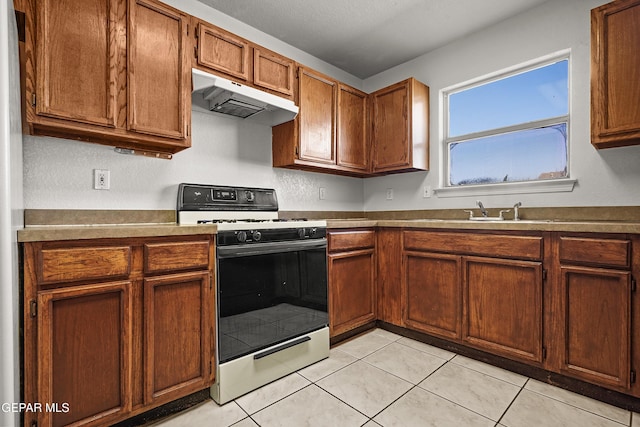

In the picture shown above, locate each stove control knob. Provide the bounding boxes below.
[309,227,317,237]
[245,191,255,202]
[252,230,262,241]
[297,228,306,239]
[236,231,247,243]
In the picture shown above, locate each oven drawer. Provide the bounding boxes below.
[211,326,329,404]
[144,240,211,273]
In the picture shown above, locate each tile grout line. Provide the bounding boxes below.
[225,329,632,426]
[494,377,530,426]
[311,380,377,423]
[310,332,410,423]
[411,357,503,424]
[232,378,312,421]
[521,381,632,425]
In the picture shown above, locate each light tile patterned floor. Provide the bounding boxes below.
[148,329,640,427]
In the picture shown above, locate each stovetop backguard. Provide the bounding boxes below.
[177,183,278,213]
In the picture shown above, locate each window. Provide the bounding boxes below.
[444,56,569,187]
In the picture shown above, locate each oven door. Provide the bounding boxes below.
[216,239,328,363]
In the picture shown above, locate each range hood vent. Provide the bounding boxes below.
[192,69,298,126]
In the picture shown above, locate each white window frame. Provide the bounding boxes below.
[436,51,576,198]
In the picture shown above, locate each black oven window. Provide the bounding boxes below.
[217,249,328,363]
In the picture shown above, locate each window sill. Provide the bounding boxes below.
[434,178,577,198]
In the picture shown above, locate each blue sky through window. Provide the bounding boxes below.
[447,58,569,186]
[449,60,568,137]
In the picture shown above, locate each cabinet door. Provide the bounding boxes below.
[404,252,461,340]
[377,229,403,326]
[128,0,190,141]
[328,249,376,337]
[253,47,295,97]
[371,80,411,171]
[298,68,336,164]
[591,0,640,148]
[463,257,544,363]
[143,271,213,404]
[37,281,131,427]
[337,84,369,172]
[559,266,631,389]
[34,0,120,127]
[196,22,250,81]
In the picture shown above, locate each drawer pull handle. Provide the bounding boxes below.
[253,336,311,360]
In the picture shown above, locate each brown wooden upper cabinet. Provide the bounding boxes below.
[253,47,295,97]
[297,68,337,165]
[337,84,369,172]
[195,21,250,81]
[371,78,429,173]
[272,66,370,176]
[128,0,191,142]
[192,19,295,100]
[21,0,191,155]
[591,0,640,148]
[273,71,429,177]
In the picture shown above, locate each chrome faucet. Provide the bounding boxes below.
[476,200,488,217]
[513,202,522,221]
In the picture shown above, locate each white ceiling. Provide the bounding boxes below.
[195,0,551,79]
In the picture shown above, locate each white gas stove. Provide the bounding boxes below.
[177,183,329,404]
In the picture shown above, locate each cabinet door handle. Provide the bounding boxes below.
[30,300,37,318]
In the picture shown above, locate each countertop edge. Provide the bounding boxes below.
[17,224,219,242]
[17,219,640,242]
[327,219,640,233]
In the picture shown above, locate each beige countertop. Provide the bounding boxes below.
[326,218,640,233]
[18,212,640,242]
[18,223,219,242]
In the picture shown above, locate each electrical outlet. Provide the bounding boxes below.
[94,169,110,190]
[319,187,326,200]
[423,185,432,198]
[386,188,394,200]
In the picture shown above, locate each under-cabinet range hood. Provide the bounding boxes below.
[191,69,298,126]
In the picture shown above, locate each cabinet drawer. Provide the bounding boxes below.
[328,230,375,252]
[403,231,543,260]
[559,236,630,269]
[144,240,211,273]
[39,246,131,285]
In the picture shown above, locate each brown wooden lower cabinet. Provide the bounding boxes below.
[376,228,403,327]
[462,256,543,364]
[144,272,212,404]
[400,231,544,365]
[393,228,639,396]
[23,236,215,427]
[37,281,132,427]
[553,233,636,392]
[328,229,376,337]
[403,252,461,340]
[559,265,632,389]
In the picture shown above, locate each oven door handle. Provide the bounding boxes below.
[217,239,327,258]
